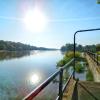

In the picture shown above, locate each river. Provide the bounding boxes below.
[0,50,90,100]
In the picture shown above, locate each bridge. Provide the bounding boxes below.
[23,28,100,100]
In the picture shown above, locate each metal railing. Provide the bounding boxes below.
[86,51,99,65]
[23,58,74,100]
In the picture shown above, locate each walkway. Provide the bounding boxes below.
[63,52,100,100]
[63,78,100,100]
[85,52,100,82]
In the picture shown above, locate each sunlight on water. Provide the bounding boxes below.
[30,74,40,84]
[0,50,62,99]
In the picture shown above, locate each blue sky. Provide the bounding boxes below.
[0,0,100,48]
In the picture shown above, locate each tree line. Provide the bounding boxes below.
[0,40,56,51]
[61,43,100,52]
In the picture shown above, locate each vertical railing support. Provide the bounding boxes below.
[58,68,63,100]
[94,54,95,60]
[73,28,100,78]
[97,54,98,65]
[73,32,77,79]
[72,79,79,100]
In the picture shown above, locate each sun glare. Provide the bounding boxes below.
[30,74,39,84]
[23,7,47,32]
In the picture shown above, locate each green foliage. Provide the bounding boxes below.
[57,51,81,67]
[84,45,96,52]
[86,69,94,81]
[61,43,83,52]
[96,44,100,51]
[64,51,81,59]
[0,40,37,51]
[97,0,100,4]
[98,56,100,61]
[57,51,86,73]
[97,51,100,55]
[61,43,97,52]
[75,62,85,73]
[61,44,74,51]
[57,59,66,67]
[0,40,56,51]
[97,51,100,61]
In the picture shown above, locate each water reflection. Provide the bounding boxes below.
[30,74,40,84]
[0,51,31,61]
[0,50,63,99]
[0,50,59,61]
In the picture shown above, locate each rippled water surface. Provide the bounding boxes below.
[0,50,63,99]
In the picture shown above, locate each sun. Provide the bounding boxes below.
[23,7,47,32]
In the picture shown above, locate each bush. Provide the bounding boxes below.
[57,51,82,67]
[57,59,66,67]
[75,62,85,73]
[64,51,81,58]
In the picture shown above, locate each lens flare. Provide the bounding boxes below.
[23,7,47,32]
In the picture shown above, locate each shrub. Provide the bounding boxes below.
[75,62,85,73]
[57,51,82,67]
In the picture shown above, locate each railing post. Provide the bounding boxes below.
[97,54,98,65]
[58,68,63,100]
[93,54,95,60]
[72,79,79,100]
[73,32,77,79]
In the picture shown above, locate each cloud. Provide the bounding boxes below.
[0,15,100,23]
[49,17,100,22]
[0,16,22,21]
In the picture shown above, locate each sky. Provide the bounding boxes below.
[0,0,100,48]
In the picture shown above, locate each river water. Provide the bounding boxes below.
[0,50,88,100]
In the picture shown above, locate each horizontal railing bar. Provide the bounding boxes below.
[23,59,74,100]
[86,51,100,65]
[62,58,74,70]
[56,96,59,100]
[86,51,96,56]
[86,51,100,57]
[23,70,60,100]
[86,51,100,56]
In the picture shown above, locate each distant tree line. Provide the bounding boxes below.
[61,43,100,52]
[0,40,56,51]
